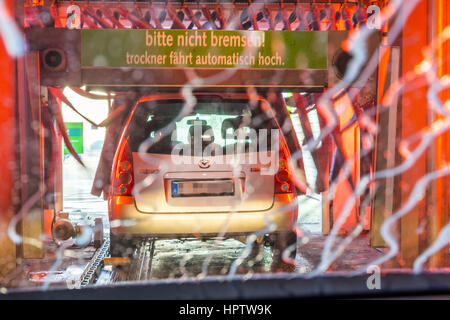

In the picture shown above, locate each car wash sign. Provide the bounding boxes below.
[64,122,83,155]
[81,29,327,70]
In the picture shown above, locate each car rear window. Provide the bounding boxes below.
[125,97,279,154]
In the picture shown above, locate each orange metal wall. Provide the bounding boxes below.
[433,0,450,267]
[0,0,16,279]
[332,94,360,234]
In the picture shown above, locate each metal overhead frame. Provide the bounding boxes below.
[25,0,383,30]
[30,1,377,6]
[23,0,382,91]
[25,28,380,91]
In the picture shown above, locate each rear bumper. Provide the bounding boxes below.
[109,194,297,237]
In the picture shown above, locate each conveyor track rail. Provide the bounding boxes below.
[80,238,110,287]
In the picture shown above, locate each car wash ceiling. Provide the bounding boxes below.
[24,1,387,31]
[24,0,383,91]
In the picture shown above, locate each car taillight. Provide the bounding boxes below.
[275,143,293,194]
[113,139,134,196]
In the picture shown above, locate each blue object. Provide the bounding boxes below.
[172,182,178,195]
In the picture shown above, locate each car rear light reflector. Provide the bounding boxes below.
[275,142,293,194]
[112,139,134,196]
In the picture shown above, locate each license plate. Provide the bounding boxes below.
[171,179,234,197]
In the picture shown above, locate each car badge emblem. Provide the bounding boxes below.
[198,159,211,169]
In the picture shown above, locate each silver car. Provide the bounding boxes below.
[109,92,298,264]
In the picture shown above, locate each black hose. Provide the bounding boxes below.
[51,209,56,243]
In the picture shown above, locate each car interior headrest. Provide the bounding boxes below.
[187,119,207,125]
[221,116,245,139]
[188,123,214,144]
